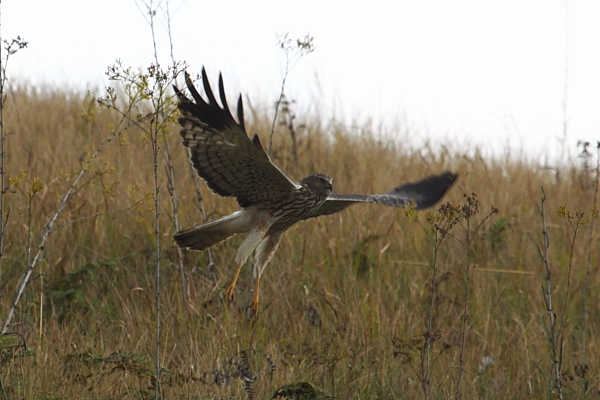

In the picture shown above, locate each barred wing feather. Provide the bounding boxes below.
[304,171,458,219]
[175,68,299,208]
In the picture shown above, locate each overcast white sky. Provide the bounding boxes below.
[4,0,600,162]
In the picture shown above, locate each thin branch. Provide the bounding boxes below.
[165,140,188,307]
[455,216,471,399]
[268,64,289,155]
[582,142,600,362]
[268,33,314,155]
[0,21,5,289]
[0,35,28,288]
[537,187,563,400]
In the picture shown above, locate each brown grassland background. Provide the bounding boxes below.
[0,82,599,399]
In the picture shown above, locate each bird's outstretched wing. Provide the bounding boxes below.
[175,68,299,208]
[303,171,458,219]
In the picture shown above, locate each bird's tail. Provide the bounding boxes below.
[174,211,251,251]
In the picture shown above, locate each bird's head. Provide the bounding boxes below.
[301,173,333,196]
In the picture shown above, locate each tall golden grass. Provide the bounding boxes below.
[0,83,598,399]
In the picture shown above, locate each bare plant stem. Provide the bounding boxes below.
[165,140,188,307]
[164,0,216,290]
[455,217,471,399]
[152,119,162,399]
[0,23,26,291]
[164,0,177,69]
[280,97,299,163]
[19,191,36,338]
[582,143,600,362]
[558,222,579,339]
[427,241,439,337]
[0,16,5,287]
[145,2,162,395]
[422,237,441,400]
[537,188,563,400]
[268,63,289,155]
[267,34,315,155]
[163,0,189,310]
[1,125,129,334]
[135,2,169,396]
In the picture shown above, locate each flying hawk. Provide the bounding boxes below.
[174,68,457,314]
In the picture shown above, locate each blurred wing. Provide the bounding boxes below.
[175,68,299,208]
[304,171,458,219]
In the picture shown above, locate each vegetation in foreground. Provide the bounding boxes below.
[0,82,598,400]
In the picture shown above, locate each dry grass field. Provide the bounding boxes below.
[0,82,598,399]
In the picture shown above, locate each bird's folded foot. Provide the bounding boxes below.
[224,262,243,305]
[224,284,236,304]
[245,297,259,319]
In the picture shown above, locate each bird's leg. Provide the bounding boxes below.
[247,276,260,316]
[224,261,244,302]
[225,223,269,304]
[246,231,283,315]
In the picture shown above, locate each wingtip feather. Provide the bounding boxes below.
[237,95,246,132]
[218,73,239,123]
[201,67,218,105]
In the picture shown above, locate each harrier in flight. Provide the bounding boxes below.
[174,68,457,314]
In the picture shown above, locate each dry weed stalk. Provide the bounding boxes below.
[278,95,306,164]
[555,197,598,398]
[0,36,28,289]
[581,142,600,364]
[452,194,498,399]
[118,1,192,396]
[101,60,179,400]
[165,139,188,304]
[99,61,178,398]
[535,187,598,399]
[268,33,314,154]
[537,188,563,399]
[404,201,459,399]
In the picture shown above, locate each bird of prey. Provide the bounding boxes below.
[173,68,457,314]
